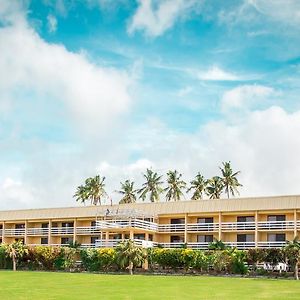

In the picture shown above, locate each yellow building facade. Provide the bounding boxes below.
[0,195,300,250]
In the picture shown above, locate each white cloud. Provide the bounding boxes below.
[0,2,133,135]
[198,65,239,81]
[128,0,199,37]
[221,84,275,113]
[47,14,57,33]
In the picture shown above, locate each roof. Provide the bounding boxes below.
[0,194,300,221]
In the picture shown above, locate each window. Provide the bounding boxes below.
[91,237,99,244]
[197,235,213,243]
[41,237,48,245]
[268,234,286,242]
[170,218,185,224]
[15,224,25,229]
[197,217,213,223]
[113,234,122,240]
[41,223,49,228]
[237,234,254,242]
[52,222,58,228]
[268,215,286,222]
[149,234,153,241]
[62,222,74,228]
[0,224,3,229]
[237,216,254,222]
[134,233,145,240]
[170,236,184,243]
[61,237,73,245]
[91,221,96,227]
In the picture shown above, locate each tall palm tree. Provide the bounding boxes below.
[205,176,224,199]
[138,169,164,202]
[187,173,207,200]
[220,161,242,198]
[73,175,107,205]
[164,170,186,202]
[116,180,137,204]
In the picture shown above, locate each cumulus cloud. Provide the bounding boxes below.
[198,65,239,81]
[128,0,199,37]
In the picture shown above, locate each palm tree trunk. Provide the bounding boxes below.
[129,261,133,275]
[13,256,16,271]
[295,263,299,280]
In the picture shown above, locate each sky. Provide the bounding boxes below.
[0,0,300,210]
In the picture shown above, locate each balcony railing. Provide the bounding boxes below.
[222,222,255,231]
[158,224,185,232]
[224,241,256,249]
[76,226,101,235]
[95,238,151,248]
[4,228,25,236]
[96,219,157,231]
[157,242,185,248]
[257,241,287,248]
[187,223,219,232]
[257,221,294,230]
[51,227,74,235]
[27,228,49,236]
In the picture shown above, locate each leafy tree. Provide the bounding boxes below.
[187,173,207,200]
[284,237,300,280]
[220,161,242,198]
[206,176,224,199]
[115,240,146,275]
[164,170,186,202]
[4,241,28,271]
[116,180,137,204]
[74,175,107,205]
[138,169,164,202]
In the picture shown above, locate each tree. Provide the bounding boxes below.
[220,161,242,198]
[138,169,164,202]
[206,176,224,199]
[115,240,147,275]
[74,175,107,205]
[208,239,227,250]
[116,180,137,204]
[187,173,207,200]
[284,237,300,280]
[4,241,28,271]
[164,170,186,202]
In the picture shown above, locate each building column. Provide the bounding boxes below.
[255,211,258,248]
[73,218,77,244]
[294,209,297,238]
[145,232,149,241]
[218,212,222,241]
[48,220,52,246]
[24,220,28,245]
[129,230,134,240]
[184,213,188,244]
[2,222,5,243]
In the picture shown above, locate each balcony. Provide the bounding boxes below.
[187,223,219,232]
[96,219,157,231]
[76,226,101,235]
[4,228,25,236]
[257,221,294,230]
[222,222,255,231]
[257,241,286,248]
[27,228,49,236]
[95,238,152,248]
[158,224,185,233]
[51,227,74,235]
[224,242,255,249]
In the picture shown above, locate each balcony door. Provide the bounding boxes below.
[267,215,286,222]
[237,216,254,223]
[197,217,213,224]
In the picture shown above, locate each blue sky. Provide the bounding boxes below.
[0,0,300,209]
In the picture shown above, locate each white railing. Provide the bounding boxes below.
[80,243,96,248]
[158,224,185,232]
[187,242,210,250]
[157,242,185,248]
[257,241,286,248]
[4,228,25,236]
[222,222,255,231]
[187,223,219,232]
[258,221,294,230]
[95,238,148,248]
[224,241,256,249]
[51,227,74,235]
[76,226,101,235]
[27,228,49,236]
[96,219,157,231]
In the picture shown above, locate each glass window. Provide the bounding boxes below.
[41,237,48,245]
[237,216,254,222]
[170,236,184,243]
[197,235,213,243]
[197,218,213,223]
[171,218,185,224]
[267,215,286,222]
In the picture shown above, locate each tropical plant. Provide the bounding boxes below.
[115,240,146,275]
[187,173,207,200]
[208,239,227,250]
[206,176,224,199]
[138,169,164,202]
[284,237,300,280]
[219,161,242,198]
[164,170,186,202]
[4,241,28,271]
[116,180,137,204]
[74,175,107,205]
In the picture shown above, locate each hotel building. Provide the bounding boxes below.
[0,195,300,250]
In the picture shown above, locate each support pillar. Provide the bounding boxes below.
[255,211,258,248]
[24,220,28,245]
[218,212,222,241]
[48,220,51,246]
[184,213,188,244]
[294,209,297,238]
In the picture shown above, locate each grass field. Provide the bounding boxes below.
[0,271,300,300]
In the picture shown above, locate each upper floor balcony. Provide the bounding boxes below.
[257,221,295,230]
[96,219,158,231]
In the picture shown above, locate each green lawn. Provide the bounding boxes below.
[0,271,299,300]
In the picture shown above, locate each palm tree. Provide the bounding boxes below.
[164,170,186,202]
[115,240,147,275]
[116,180,137,204]
[206,176,224,199]
[220,161,242,198]
[284,237,300,280]
[187,173,207,200]
[138,169,164,202]
[73,175,107,205]
[4,241,28,271]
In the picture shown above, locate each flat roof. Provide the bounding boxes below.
[0,195,300,221]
